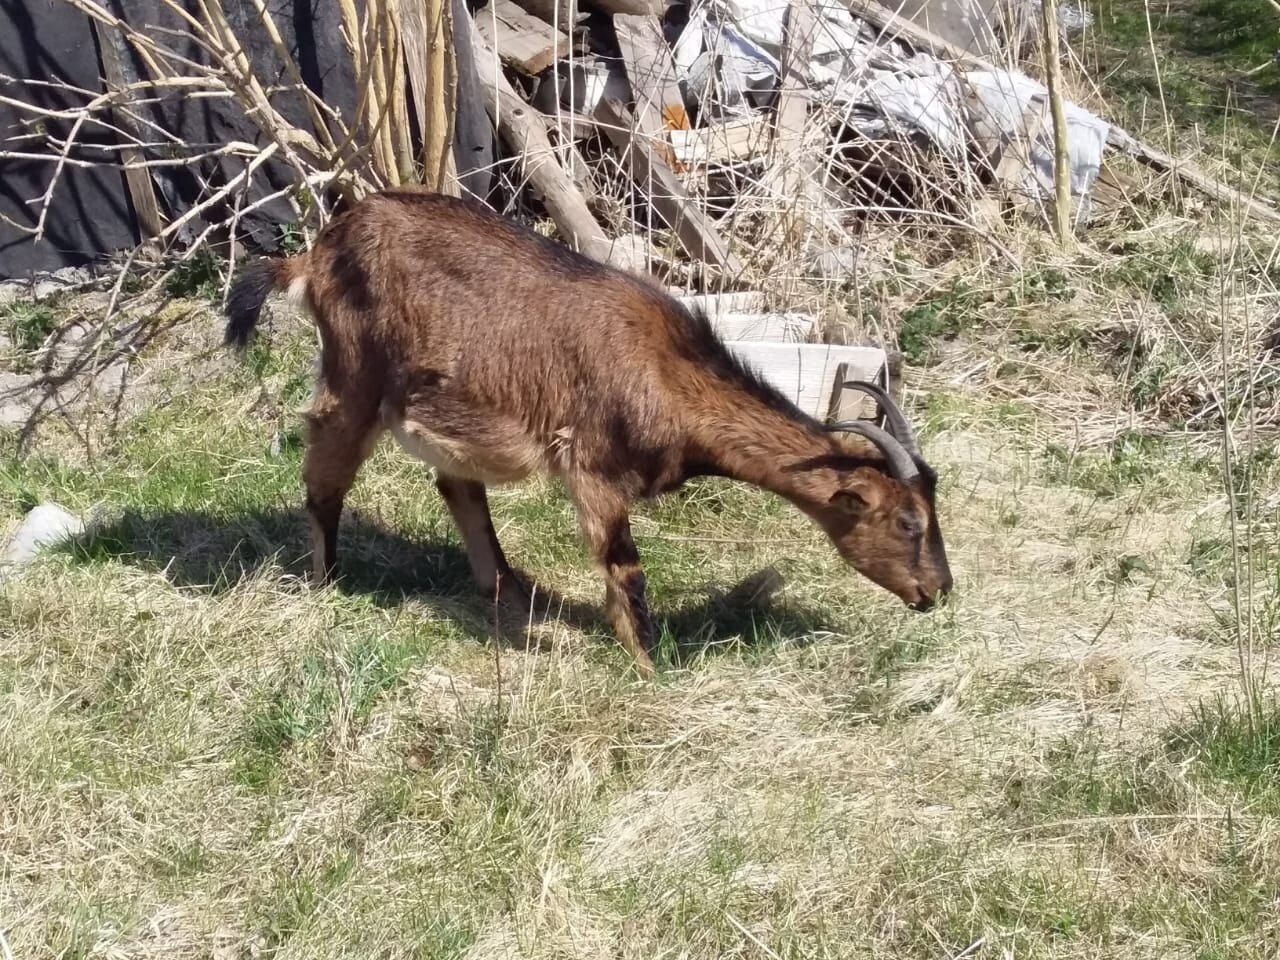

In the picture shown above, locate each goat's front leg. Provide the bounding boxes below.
[572,484,657,677]
[435,472,529,608]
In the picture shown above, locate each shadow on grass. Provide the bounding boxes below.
[63,506,840,666]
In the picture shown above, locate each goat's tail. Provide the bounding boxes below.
[224,256,304,349]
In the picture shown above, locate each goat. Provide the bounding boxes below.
[225,188,952,676]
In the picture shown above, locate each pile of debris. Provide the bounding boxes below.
[476,0,1114,278]
[469,0,1276,287]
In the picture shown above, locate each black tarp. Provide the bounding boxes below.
[0,0,496,279]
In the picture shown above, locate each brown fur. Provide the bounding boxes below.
[226,189,952,676]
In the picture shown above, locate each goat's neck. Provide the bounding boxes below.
[687,394,840,503]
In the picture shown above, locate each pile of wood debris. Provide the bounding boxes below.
[471,0,1280,287]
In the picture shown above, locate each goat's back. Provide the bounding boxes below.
[300,190,718,484]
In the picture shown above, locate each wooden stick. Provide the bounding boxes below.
[424,0,455,190]
[596,97,744,275]
[82,24,165,237]
[1106,127,1280,223]
[1039,0,1072,244]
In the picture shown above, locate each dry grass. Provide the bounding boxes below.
[3,206,1278,958]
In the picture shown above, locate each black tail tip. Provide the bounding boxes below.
[224,259,281,349]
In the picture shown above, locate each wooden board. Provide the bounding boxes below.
[772,0,818,155]
[676,291,766,318]
[613,13,690,144]
[476,0,572,76]
[714,312,815,342]
[722,342,888,422]
[669,117,769,167]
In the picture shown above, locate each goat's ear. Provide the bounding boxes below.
[829,467,887,514]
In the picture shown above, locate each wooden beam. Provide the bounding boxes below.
[470,17,611,259]
[843,0,982,64]
[476,0,573,76]
[91,20,165,238]
[596,97,743,274]
[766,0,830,248]
[451,0,496,199]
[613,12,690,152]
[772,0,818,156]
[1107,127,1280,224]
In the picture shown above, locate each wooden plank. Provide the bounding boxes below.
[669,117,769,167]
[714,311,815,342]
[676,291,766,318]
[722,342,888,422]
[91,20,164,238]
[451,0,496,199]
[596,97,744,274]
[766,0,827,245]
[773,0,818,156]
[613,12,690,150]
[476,0,572,76]
[843,0,982,65]
[470,16,611,260]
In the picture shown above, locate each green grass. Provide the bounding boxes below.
[1092,0,1280,195]
[896,281,988,364]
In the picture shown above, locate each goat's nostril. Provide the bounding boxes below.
[909,591,935,612]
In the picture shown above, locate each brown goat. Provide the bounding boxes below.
[225,188,952,676]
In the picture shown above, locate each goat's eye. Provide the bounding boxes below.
[897,514,922,537]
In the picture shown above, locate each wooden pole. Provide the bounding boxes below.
[1040,0,1072,244]
[423,0,456,192]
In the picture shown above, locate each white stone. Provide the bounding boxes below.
[0,502,86,570]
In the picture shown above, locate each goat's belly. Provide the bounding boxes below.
[386,416,539,485]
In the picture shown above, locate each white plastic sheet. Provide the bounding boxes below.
[669,0,1108,200]
[966,69,1110,197]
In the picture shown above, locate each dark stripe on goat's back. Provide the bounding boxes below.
[377,188,607,282]
[664,300,818,427]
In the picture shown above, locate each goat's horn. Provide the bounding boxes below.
[841,381,921,458]
[827,420,920,483]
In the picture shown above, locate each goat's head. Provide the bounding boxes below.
[797,382,952,610]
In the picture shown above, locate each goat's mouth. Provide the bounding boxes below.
[905,583,948,612]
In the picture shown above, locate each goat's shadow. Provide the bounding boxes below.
[69,506,841,665]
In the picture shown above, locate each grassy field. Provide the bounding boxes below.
[3,3,1280,958]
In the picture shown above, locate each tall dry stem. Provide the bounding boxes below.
[1039,0,1072,245]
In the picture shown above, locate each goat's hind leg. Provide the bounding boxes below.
[435,473,529,608]
[303,391,380,583]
